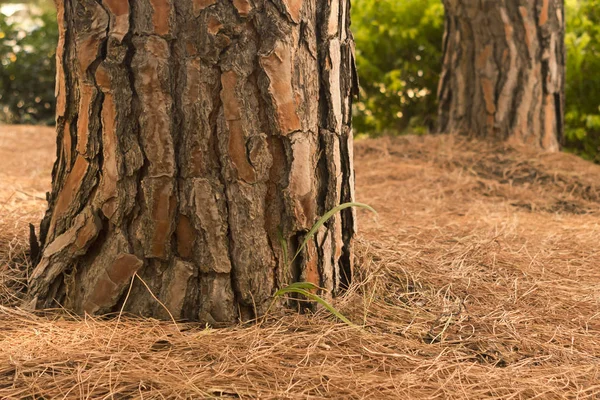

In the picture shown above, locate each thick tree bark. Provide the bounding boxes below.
[438,0,565,150]
[27,0,357,324]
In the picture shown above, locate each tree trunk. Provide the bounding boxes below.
[27,0,357,324]
[438,0,565,150]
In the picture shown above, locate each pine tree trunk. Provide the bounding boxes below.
[438,0,565,150]
[27,0,357,324]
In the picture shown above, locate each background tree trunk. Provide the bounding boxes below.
[438,0,565,150]
[27,0,357,324]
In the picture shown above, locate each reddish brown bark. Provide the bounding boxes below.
[27,0,357,324]
[438,0,565,150]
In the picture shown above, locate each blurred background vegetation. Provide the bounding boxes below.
[0,0,56,124]
[1,0,600,162]
[353,0,444,137]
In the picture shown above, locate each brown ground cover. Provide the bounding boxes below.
[1,125,599,399]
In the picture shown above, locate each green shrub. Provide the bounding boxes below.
[564,0,600,162]
[0,8,57,125]
[352,0,444,137]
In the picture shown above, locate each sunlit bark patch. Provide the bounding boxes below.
[139,178,176,259]
[317,227,334,294]
[540,0,550,25]
[149,0,172,36]
[175,215,195,259]
[75,8,108,75]
[103,0,130,42]
[61,121,72,168]
[161,260,195,318]
[481,78,496,115]
[288,136,315,228]
[325,40,343,132]
[543,95,559,151]
[281,0,303,23]
[327,0,340,36]
[199,274,236,323]
[106,253,144,286]
[75,233,143,314]
[193,0,216,16]
[95,65,119,220]
[71,5,107,159]
[192,179,232,274]
[55,0,67,118]
[133,36,175,177]
[221,71,257,183]
[72,213,102,251]
[232,0,253,17]
[260,41,302,135]
[207,15,223,35]
[519,7,536,56]
[84,275,118,314]
[75,85,97,156]
[496,7,518,124]
[43,209,100,258]
[303,239,320,288]
[51,155,89,222]
[181,59,204,176]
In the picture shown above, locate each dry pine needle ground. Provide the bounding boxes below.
[1,126,599,399]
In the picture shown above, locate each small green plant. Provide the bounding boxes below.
[272,202,377,326]
[273,282,355,326]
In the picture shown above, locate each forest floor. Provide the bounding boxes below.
[1,125,600,399]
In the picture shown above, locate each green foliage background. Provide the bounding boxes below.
[1,0,600,162]
[351,0,600,161]
[564,0,600,162]
[352,0,444,137]
[0,6,57,125]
